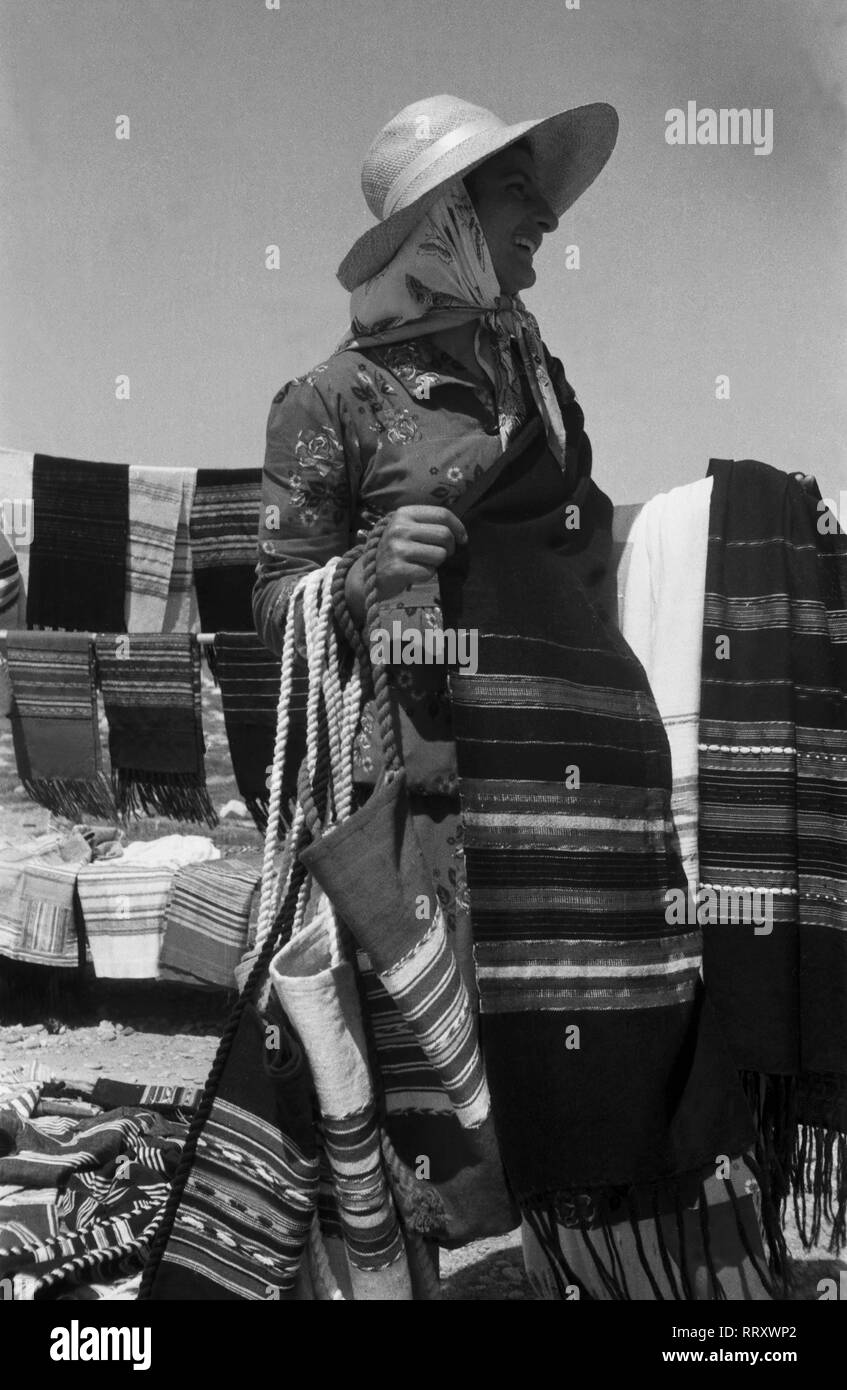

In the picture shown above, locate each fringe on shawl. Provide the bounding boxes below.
[520,1173,783,1302]
[19,772,116,822]
[741,1070,847,1255]
[111,769,218,829]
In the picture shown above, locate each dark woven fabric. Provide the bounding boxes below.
[147,1000,320,1300]
[190,469,262,633]
[3,632,116,819]
[699,458,847,1252]
[95,633,216,826]
[437,423,757,1230]
[0,1105,184,1297]
[26,454,128,632]
[214,631,306,829]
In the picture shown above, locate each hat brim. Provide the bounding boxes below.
[336,102,619,292]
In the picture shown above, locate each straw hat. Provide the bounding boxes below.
[337,93,619,291]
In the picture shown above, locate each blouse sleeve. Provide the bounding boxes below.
[252,374,361,657]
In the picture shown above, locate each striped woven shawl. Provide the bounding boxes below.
[437,423,757,1252]
[189,469,262,635]
[699,458,847,1251]
[213,632,305,830]
[95,633,216,827]
[159,849,264,987]
[126,466,185,631]
[26,454,128,632]
[3,632,116,820]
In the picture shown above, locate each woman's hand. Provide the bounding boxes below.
[344,505,467,625]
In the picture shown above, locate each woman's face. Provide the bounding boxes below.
[464,144,558,296]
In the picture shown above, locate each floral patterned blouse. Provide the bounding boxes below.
[253,334,580,655]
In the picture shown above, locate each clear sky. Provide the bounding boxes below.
[1,0,844,506]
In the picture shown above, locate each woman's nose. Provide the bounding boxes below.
[533,194,558,235]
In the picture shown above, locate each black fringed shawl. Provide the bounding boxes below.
[213,631,307,831]
[3,632,116,820]
[699,458,847,1252]
[189,469,263,638]
[95,633,217,827]
[26,454,128,632]
[437,421,757,1249]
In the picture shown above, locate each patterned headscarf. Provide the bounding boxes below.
[335,179,574,472]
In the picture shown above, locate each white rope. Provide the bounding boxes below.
[255,574,309,946]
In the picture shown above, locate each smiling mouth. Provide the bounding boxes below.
[513,236,540,256]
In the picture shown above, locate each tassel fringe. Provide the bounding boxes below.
[21,773,117,822]
[741,1069,847,1256]
[112,769,218,829]
[520,1170,777,1302]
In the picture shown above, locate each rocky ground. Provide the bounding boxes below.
[1,671,844,1301]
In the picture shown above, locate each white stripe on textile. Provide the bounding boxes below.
[126,466,184,631]
[618,477,714,899]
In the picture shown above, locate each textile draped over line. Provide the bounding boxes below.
[189,469,263,638]
[698,457,847,1251]
[159,849,265,988]
[213,631,302,830]
[619,478,714,898]
[26,454,128,634]
[125,466,185,632]
[94,633,216,828]
[2,633,116,822]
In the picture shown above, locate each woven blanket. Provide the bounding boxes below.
[437,421,758,1287]
[698,457,847,1252]
[147,1000,320,1301]
[26,454,128,632]
[620,478,713,897]
[2,632,116,820]
[0,1104,186,1299]
[75,862,176,979]
[159,849,264,987]
[76,836,218,979]
[162,469,199,632]
[214,631,304,829]
[126,465,184,631]
[189,468,262,632]
[95,633,216,826]
[0,830,90,966]
[0,447,34,591]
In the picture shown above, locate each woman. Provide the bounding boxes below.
[253,94,775,1300]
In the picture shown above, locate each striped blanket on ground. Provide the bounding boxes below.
[437,419,760,1296]
[75,836,219,979]
[0,1080,190,1300]
[26,454,128,633]
[213,632,304,830]
[0,830,91,967]
[159,849,264,987]
[699,457,847,1252]
[126,465,185,631]
[2,632,116,821]
[189,469,262,637]
[95,633,217,827]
